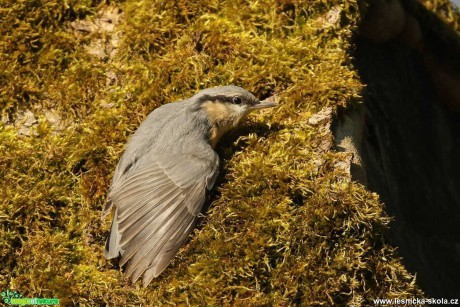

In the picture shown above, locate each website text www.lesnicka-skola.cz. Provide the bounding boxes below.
[373,297,459,305]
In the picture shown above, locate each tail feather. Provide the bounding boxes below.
[102,199,113,218]
[104,209,122,259]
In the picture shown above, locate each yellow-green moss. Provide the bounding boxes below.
[4,0,456,304]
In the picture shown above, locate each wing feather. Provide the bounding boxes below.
[125,183,205,280]
[119,190,185,249]
[128,204,193,282]
[124,201,189,277]
[114,178,172,219]
[144,220,196,286]
[117,185,183,229]
[104,150,218,286]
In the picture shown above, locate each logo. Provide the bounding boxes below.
[1,290,59,306]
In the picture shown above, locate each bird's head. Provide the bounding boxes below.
[193,85,277,147]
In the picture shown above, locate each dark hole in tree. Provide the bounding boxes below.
[349,37,460,298]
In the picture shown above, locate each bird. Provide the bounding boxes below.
[102,85,277,287]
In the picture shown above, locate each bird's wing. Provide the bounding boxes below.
[103,151,219,287]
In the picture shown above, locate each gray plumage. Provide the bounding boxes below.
[103,86,276,287]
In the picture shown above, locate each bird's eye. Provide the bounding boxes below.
[233,96,242,104]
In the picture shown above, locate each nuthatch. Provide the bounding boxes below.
[102,85,277,287]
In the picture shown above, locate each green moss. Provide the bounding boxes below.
[3,0,456,304]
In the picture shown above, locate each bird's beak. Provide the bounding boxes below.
[251,100,278,110]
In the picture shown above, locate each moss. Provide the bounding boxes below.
[2,0,456,304]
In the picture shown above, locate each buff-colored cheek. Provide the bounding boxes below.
[202,101,240,147]
[202,101,231,123]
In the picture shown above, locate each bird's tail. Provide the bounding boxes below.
[104,209,122,259]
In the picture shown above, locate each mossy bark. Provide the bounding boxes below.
[2,0,457,304]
